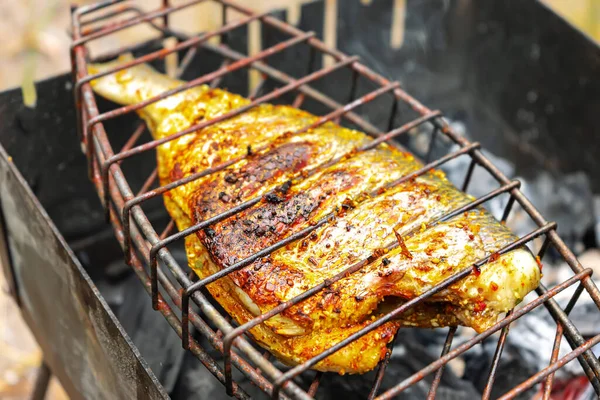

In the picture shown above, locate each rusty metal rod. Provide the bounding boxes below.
[376,269,593,400]
[72,0,203,46]
[222,174,517,371]
[91,131,300,400]
[481,310,513,399]
[86,30,314,134]
[307,372,323,397]
[122,81,402,260]
[272,222,558,399]
[212,144,482,391]
[367,333,400,400]
[98,168,253,399]
[426,326,457,400]
[497,333,600,400]
[81,52,310,400]
[535,284,600,391]
[144,80,398,303]
[72,2,600,398]
[100,44,351,214]
[542,282,585,399]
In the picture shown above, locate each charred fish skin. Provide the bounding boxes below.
[89,54,540,374]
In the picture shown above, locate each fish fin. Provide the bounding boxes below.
[87,52,184,108]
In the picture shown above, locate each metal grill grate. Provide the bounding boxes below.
[70,1,600,399]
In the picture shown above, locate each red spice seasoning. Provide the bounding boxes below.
[489,252,500,263]
[535,256,543,272]
[474,301,486,312]
[393,229,413,259]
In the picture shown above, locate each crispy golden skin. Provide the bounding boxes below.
[89,55,540,374]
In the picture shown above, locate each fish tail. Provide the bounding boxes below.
[88,53,183,105]
[88,53,205,138]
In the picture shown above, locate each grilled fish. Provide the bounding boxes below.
[89,54,540,374]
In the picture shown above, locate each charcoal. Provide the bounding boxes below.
[548,250,600,336]
[463,338,538,400]
[441,141,594,255]
[464,290,600,399]
[462,249,600,398]
[441,145,515,217]
[170,351,237,400]
[566,293,600,337]
[171,336,273,400]
[518,171,594,253]
[421,112,594,256]
[94,279,126,309]
[309,329,479,399]
[104,258,132,281]
[117,273,185,393]
[441,143,519,242]
[407,118,467,161]
[431,116,514,214]
[171,352,227,400]
[411,327,457,351]
[172,328,479,399]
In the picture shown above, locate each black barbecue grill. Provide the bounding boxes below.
[2,0,600,399]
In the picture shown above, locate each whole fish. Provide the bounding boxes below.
[89,54,540,374]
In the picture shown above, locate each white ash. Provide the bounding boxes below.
[312,328,480,399]
[542,249,600,338]
[442,146,594,253]
[517,171,593,253]
[412,116,596,255]
[441,144,515,218]
[463,249,600,398]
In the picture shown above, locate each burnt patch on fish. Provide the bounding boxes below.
[200,168,360,268]
[192,142,313,218]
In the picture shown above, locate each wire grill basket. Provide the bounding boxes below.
[70,1,600,398]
